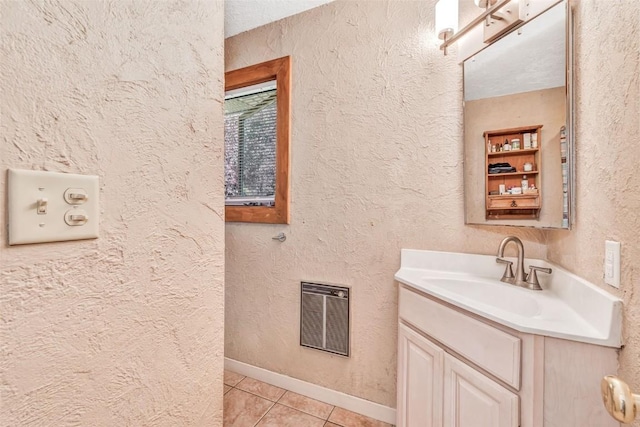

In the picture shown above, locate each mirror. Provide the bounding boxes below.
[463,1,572,229]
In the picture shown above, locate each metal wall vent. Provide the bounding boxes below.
[300,281,350,357]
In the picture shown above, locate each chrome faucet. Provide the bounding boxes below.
[496,236,552,290]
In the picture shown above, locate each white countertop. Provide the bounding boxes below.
[395,249,623,348]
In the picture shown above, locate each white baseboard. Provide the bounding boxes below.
[224,357,396,425]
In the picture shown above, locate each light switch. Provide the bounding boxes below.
[64,188,89,204]
[7,169,99,245]
[604,240,621,288]
[64,209,89,226]
[37,198,48,214]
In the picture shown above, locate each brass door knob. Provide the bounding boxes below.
[601,375,640,423]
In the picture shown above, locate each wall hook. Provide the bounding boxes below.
[272,232,286,242]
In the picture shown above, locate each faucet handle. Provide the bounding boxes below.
[496,258,515,284]
[526,265,552,290]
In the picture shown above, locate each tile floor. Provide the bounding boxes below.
[224,370,394,427]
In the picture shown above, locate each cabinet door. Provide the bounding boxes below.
[443,354,519,427]
[397,323,444,427]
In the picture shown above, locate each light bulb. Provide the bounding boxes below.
[435,0,458,40]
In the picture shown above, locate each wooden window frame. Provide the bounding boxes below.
[224,56,291,224]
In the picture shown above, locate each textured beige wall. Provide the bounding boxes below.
[225,0,548,407]
[465,87,566,228]
[547,1,640,425]
[0,2,225,426]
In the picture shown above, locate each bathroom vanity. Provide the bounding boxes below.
[395,249,622,427]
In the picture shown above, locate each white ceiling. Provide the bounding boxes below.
[225,0,336,38]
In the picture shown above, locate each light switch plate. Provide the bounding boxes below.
[8,169,99,245]
[604,240,621,288]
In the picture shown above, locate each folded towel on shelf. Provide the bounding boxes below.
[488,162,517,174]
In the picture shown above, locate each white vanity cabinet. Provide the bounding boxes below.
[397,284,619,427]
[398,287,519,427]
[398,322,518,427]
[443,353,518,427]
[397,323,444,427]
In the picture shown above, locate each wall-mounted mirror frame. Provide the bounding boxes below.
[463,0,574,229]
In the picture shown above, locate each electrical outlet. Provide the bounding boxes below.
[604,240,621,288]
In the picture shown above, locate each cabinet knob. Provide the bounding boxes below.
[510,200,517,207]
[601,375,640,423]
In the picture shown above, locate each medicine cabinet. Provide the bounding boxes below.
[463,0,573,229]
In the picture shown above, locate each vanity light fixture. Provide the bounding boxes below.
[475,0,513,32]
[437,0,513,55]
[474,0,497,8]
[435,0,458,55]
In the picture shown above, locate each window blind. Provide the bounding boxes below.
[224,85,277,205]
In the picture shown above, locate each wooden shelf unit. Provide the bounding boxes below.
[485,125,543,220]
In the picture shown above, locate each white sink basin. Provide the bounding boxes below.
[422,276,541,317]
[395,249,623,348]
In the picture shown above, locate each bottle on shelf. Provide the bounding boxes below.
[521,175,529,191]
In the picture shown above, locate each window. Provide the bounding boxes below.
[224,56,291,224]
